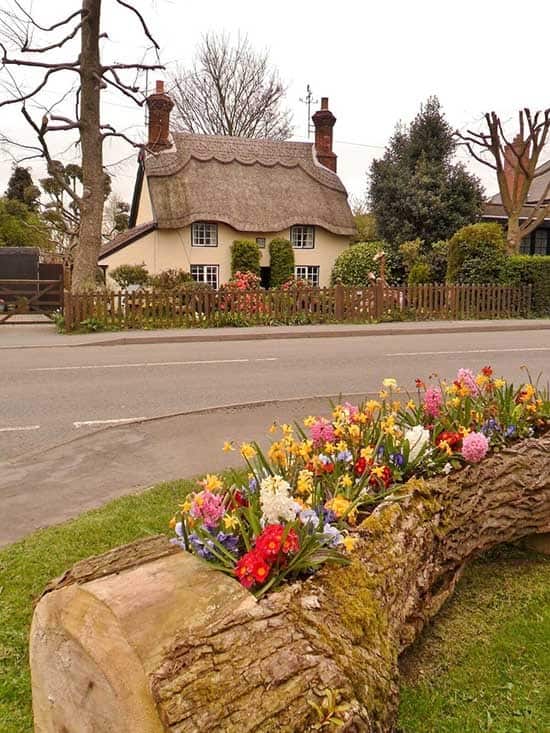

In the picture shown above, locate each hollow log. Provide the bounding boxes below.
[30,436,550,732]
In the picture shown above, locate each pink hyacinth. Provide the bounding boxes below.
[456,368,480,396]
[424,387,443,417]
[461,431,489,463]
[310,418,336,444]
[342,401,359,418]
[190,491,225,529]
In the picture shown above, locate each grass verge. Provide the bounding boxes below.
[1,481,548,733]
[398,545,550,732]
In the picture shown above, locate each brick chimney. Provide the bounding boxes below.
[146,80,174,152]
[503,134,529,207]
[312,97,337,172]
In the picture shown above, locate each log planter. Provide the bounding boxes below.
[30,436,550,733]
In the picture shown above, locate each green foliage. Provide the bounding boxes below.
[0,197,50,249]
[331,241,386,286]
[506,255,550,316]
[399,239,423,275]
[269,237,295,287]
[369,97,484,245]
[428,240,448,283]
[352,212,378,243]
[447,223,507,283]
[408,261,433,284]
[109,263,149,288]
[230,239,261,276]
[5,166,40,210]
[148,268,192,290]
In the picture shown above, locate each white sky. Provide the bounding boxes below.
[1,0,550,208]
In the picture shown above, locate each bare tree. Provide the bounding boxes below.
[171,32,292,140]
[457,109,550,253]
[0,0,163,291]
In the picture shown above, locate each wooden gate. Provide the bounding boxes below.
[0,263,64,324]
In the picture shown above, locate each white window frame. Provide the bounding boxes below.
[191,222,218,247]
[256,237,266,248]
[290,225,315,249]
[295,265,320,287]
[520,237,531,254]
[190,264,219,289]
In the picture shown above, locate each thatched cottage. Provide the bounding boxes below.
[99,82,355,288]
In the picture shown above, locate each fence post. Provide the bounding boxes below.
[374,280,384,320]
[334,283,344,321]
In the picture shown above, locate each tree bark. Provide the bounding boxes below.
[506,212,522,255]
[71,0,103,292]
[31,436,550,733]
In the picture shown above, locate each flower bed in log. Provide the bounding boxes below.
[170,367,549,597]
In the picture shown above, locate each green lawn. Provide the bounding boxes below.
[1,481,548,733]
[398,545,550,732]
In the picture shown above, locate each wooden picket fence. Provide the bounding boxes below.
[62,282,533,332]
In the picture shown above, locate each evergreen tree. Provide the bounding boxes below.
[369,97,484,245]
[5,166,40,210]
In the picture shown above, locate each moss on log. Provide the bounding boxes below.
[31,436,550,732]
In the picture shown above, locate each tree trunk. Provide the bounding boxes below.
[71,0,103,292]
[31,436,550,733]
[506,212,522,255]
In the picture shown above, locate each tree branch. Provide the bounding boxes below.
[114,0,160,52]
[12,3,83,33]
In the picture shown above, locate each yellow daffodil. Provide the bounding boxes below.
[438,439,453,456]
[361,446,374,459]
[365,400,381,412]
[180,498,192,512]
[282,423,293,436]
[343,535,358,553]
[240,443,256,460]
[379,389,388,399]
[339,474,353,489]
[406,399,416,410]
[348,424,361,441]
[169,516,177,529]
[325,496,357,524]
[303,416,316,428]
[201,474,223,492]
[222,441,235,453]
[297,469,314,496]
[494,378,506,389]
[268,422,278,434]
[336,440,349,452]
[391,400,401,412]
[451,397,461,408]
[223,514,239,531]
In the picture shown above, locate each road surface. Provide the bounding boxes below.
[1,326,548,543]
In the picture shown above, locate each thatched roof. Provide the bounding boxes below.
[143,133,356,236]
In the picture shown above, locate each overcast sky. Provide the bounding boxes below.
[1,0,549,208]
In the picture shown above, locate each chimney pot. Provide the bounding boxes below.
[312,97,337,173]
[146,80,174,152]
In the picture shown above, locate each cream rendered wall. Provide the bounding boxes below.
[134,180,154,225]
[101,224,350,288]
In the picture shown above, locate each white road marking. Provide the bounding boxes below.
[0,424,40,433]
[386,347,550,357]
[73,417,148,428]
[30,357,278,372]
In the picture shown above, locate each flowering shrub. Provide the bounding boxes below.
[218,271,265,316]
[171,367,549,597]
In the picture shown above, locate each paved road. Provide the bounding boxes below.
[1,326,549,544]
[1,327,549,460]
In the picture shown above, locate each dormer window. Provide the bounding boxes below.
[290,225,315,249]
[191,222,218,247]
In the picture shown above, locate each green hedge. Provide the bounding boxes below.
[269,238,294,287]
[506,256,550,316]
[231,240,261,276]
[447,223,507,283]
[331,241,387,286]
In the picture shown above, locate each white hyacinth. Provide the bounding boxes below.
[404,424,431,463]
[260,475,298,524]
